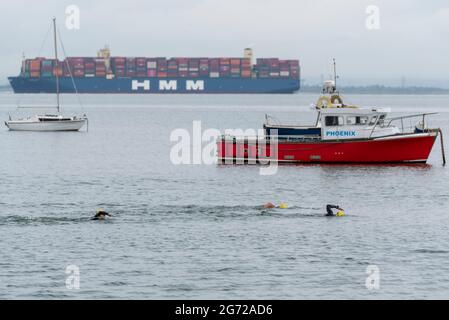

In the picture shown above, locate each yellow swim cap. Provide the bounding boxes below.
[336,210,345,217]
[279,203,288,209]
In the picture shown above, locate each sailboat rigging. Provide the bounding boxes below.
[5,18,88,132]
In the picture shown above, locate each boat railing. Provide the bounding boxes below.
[265,114,319,128]
[370,112,438,137]
[265,114,282,125]
[219,134,321,143]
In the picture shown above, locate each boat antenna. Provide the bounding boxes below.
[333,58,338,91]
[53,17,60,113]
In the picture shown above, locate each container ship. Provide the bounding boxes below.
[8,47,300,94]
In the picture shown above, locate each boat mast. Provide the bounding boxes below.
[333,58,337,91]
[53,17,60,113]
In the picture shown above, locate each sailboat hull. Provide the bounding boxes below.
[5,119,87,132]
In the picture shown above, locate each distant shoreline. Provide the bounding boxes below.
[1,84,449,94]
[301,85,449,95]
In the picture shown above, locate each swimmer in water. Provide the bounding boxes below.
[262,202,288,209]
[92,209,112,221]
[326,204,344,217]
[263,202,276,209]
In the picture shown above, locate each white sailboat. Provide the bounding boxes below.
[5,18,88,132]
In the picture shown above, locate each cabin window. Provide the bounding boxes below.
[325,116,344,126]
[369,116,378,125]
[347,116,369,125]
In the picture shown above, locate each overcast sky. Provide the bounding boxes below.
[1,0,448,86]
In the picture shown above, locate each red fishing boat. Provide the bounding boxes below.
[217,80,445,164]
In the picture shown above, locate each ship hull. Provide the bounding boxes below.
[5,119,86,131]
[217,132,438,164]
[8,76,300,94]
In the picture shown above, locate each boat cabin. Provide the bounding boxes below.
[265,106,399,140]
[264,80,401,140]
[318,107,399,140]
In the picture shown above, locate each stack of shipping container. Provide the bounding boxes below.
[255,58,299,79]
[112,57,126,77]
[188,59,199,78]
[126,58,135,77]
[22,58,43,78]
[167,59,178,78]
[136,58,147,77]
[95,59,107,77]
[147,59,157,77]
[84,58,95,77]
[157,58,168,78]
[289,60,300,79]
[199,59,209,77]
[40,59,54,77]
[209,59,219,78]
[21,56,300,80]
[65,58,85,78]
[241,58,251,78]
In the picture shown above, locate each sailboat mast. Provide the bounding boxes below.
[53,18,60,113]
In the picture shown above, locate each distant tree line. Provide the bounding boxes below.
[301,84,449,94]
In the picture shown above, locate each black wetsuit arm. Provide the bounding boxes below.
[326,205,341,216]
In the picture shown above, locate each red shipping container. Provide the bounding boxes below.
[53,67,63,77]
[136,58,146,65]
[147,69,157,77]
[30,60,41,71]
